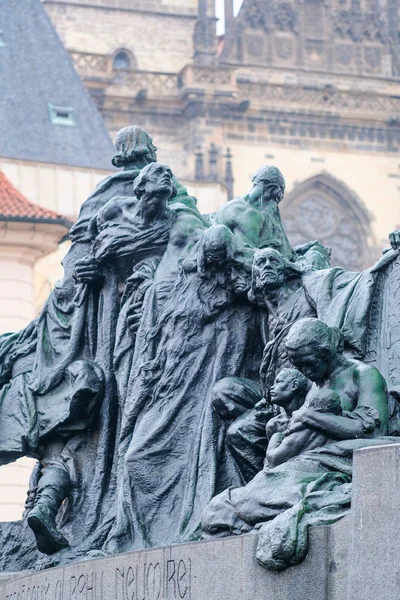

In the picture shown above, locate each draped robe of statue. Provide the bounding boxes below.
[0,173,185,566]
[24,168,147,553]
[107,230,265,553]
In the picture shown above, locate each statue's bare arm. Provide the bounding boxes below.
[295,365,387,439]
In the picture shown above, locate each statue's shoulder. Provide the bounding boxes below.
[351,359,386,387]
[215,196,250,221]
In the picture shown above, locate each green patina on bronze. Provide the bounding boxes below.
[0,126,400,572]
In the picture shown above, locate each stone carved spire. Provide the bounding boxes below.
[195,147,205,181]
[194,0,217,64]
[225,148,234,201]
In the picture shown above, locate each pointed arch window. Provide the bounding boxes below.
[281,172,376,271]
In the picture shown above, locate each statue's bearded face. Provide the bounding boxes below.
[286,345,328,383]
[253,249,286,289]
[248,176,282,205]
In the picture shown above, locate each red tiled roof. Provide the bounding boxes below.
[0,170,71,226]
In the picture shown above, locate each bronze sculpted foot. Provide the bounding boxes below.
[27,504,69,555]
[27,464,70,555]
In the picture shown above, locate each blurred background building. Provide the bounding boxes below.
[44,0,400,269]
[1,0,400,519]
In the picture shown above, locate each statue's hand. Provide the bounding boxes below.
[389,229,400,251]
[265,413,289,439]
[254,399,274,423]
[74,256,99,283]
[285,408,308,434]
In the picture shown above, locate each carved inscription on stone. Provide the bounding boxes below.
[115,558,192,600]
[68,572,104,600]
[5,575,63,600]
[3,556,193,600]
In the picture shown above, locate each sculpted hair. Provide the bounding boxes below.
[285,318,344,359]
[132,162,177,200]
[112,126,157,168]
[196,225,238,278]
[308,388,342,415]
[252,165,285,203]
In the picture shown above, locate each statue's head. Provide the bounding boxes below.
[269,367,309,408]
[248,165,285,205]
[132,162,177,205]
[231,261,252,297]
[112,126,158,168]
[197,225,237,277]
[285,318,344,383]
[249,248,301,302]
[308,388,342,416]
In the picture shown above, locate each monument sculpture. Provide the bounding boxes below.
[1,126,400,582]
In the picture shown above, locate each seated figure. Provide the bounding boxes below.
[201,319,386,561]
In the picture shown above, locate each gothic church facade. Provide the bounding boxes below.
[43,0,400,269]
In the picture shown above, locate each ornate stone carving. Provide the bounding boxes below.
[191,66,233,85]
[237,79,400,114]
[364,45,382,69]
[70,51,110,76]
[246,34,265,57]
[362,11,386,43]
[274,2,297,33]
[333,5,386,44]
[333,9,354,39]
[335,42,354,66]
[241,0,271,31]
[274,34,295,60]
[281,172,375,271]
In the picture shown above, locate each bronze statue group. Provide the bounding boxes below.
[1,126,400,571]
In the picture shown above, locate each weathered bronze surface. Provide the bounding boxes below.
[1,126,400,572]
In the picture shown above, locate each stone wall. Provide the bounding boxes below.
[44,2,198,74]
[0,158,109,220]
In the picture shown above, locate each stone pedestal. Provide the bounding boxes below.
[1,444,400,600]
[0,528,340,600]
[347,443,400,600]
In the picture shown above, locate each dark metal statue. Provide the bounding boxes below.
[0,128,400,575]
